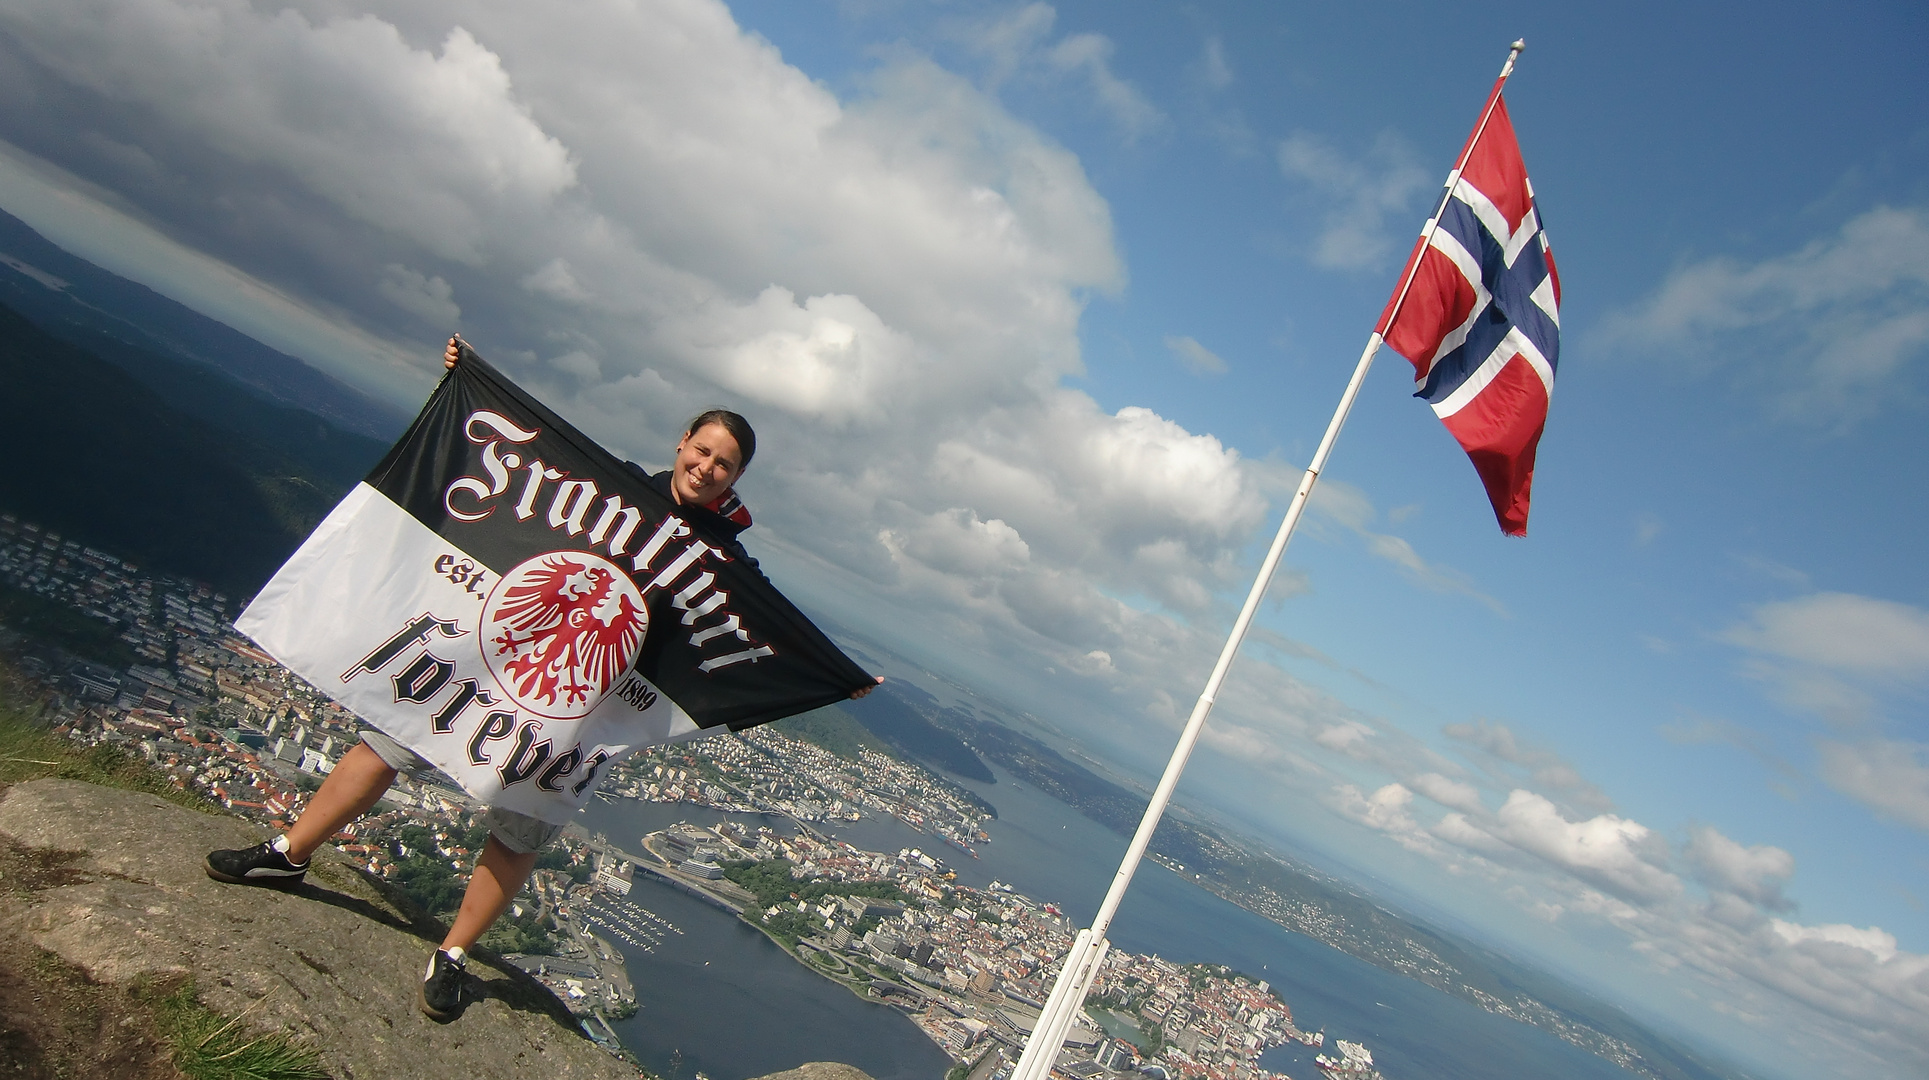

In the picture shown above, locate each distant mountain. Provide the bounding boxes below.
[842,680,996,782]
[0,299,361,597]
[0,207,408,440]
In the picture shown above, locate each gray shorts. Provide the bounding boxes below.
[360,731,563,855]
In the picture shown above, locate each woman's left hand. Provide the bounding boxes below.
[850,677,883,700]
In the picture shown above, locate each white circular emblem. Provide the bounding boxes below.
[479,550,649,720]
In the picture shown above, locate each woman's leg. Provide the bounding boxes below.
[281,741,398,863]
[440,835,539,953]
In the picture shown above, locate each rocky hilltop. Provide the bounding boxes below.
[0,777,874,1080]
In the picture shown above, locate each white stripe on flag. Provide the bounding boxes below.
[1453,180,1539,267]
[1422,224,1492,371]
[1430,325,1555,420]
[236,483,704,825]
[1530,270,1560,328]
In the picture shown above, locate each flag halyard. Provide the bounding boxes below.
[1380,95,1560,536]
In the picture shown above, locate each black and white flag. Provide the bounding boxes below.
[236,345,874,825]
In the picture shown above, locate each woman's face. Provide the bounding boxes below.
[670,421,744,506]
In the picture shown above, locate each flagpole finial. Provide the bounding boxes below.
[1501,39,1525,78]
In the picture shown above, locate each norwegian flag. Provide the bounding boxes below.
[1378,92,1559,536]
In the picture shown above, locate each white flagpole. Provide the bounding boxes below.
[1007,39,1527,1080]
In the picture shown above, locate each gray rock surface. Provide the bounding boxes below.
[0,778,637,1080]
[0,778,882,1080]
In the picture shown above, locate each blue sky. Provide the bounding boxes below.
[0,2,1923,1076]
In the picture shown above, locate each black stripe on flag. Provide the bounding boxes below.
[363,345,873,731]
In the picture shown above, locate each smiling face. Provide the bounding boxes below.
[669,421,744,506]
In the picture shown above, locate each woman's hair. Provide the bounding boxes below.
[684,409,756,472]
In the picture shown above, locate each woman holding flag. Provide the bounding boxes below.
[206,336,876,1021]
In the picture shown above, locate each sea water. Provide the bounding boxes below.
[579,762,1650,1080]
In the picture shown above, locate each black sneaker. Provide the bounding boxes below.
[420,948,466,1021]
[204,840,308,886]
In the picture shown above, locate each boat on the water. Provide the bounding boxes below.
[1314,1039,1385,1080]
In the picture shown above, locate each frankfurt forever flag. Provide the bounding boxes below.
[236,347,874,824]
[1378,91,1560,536]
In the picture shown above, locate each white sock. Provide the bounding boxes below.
[444,946,466,966]
[269,835,308,864]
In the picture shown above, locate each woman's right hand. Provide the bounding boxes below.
[444,335,462,369]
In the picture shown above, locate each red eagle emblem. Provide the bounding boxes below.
[479,551,649,719]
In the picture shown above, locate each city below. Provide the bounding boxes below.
[0,509,1401,1080]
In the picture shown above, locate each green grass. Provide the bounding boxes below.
[149,981,329,1080]
[0,674,220,814]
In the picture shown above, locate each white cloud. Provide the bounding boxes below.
[1,4,575,263]
[1770,919,1903,964]
[1723,593,1929,829]
[1046,33,1164,142]
[1312,720,1373,755]
[1164,334,1228,375]
[1443,719,1612,814]
[1816,739,1929,831]
[953,3,1163,142]
[1410,781,1929,1072]
[1684,825,1796,911]
[1331,782,1438,854]
[1410,771,1484,813]
[1598,205,1929,424]
[1275,130,1430,271]
[1485,790,1683,905]
[1725,592,1929,681]
[377,263,459,326]
[521,257,590,304]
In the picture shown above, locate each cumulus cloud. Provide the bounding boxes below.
[1275,130,1430,270]
[8,7,1921,1069]
[1597,205,1929,425]
[0,3,1492,798]
[0,0,1381,790]
[0,5,575,263]
[1684,825,1796,911]
[377,263,460,326]
[1330,782,1438,854]
[1410,771,1484,813]
[1397,772,1929,1073]
[1484,790,1682,905]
